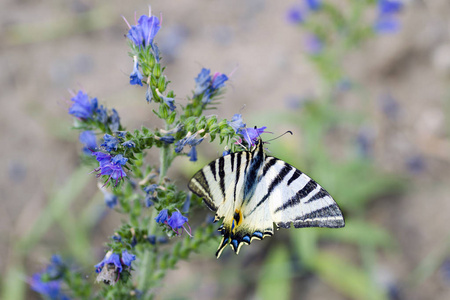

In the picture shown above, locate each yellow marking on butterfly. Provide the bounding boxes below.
[231,209,243,234]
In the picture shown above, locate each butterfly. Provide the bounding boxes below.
[188,139,345,258]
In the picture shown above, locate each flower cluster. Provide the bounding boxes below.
[227,114,270,147]
[92,152,127,186]
[194,68,229,104]
[29,255,69,300]
[374,0,403,33]
[95,250,136,286]
[155,209,192,236]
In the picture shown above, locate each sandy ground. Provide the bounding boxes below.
[1,0,450,299]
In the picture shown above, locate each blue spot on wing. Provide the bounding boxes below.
[252,231,263,239]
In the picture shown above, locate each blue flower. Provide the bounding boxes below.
[211,73,228,90]
[68,90,98,119]
[101,134,119,152]
[109,109,121,132]
[286,5,304,24]
[148,235,156,245]
[167,211,192,236]
[29,273,69,300]
[378,0,402,14]
[104,192,118,209]
[121,250,136,267]
[96,105,108,124]
[228,114,246,134]
[374,0,403,33]
[79,131,97,155]
[45,255,65,280]
[146,85,153,103]
[126,14,161,48]
[182,194,190,213]
[122,140,136,148]
[223,149,231,156]
[145,194,155,207]
[158,135,175,144]
[92,152,127,185]
[305,0,321,11]
[194,68,211,95]
[240,126,269,147]
[144,184,158,193]
[187,146,197,162]
[193,68,228,104]
[156,89,176,111]
[305,34,323,55]
[155,209,169,223]
[167,211,188,229]
[130,56,144,86]
[95,251,122,274]
[175,133,204,153]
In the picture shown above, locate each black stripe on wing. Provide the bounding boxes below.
[245,160,293,217]
[188,170,217,211]
[273,179,317,213]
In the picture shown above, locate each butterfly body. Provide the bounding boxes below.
[188,140,345,258]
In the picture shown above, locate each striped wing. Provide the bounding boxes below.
[188,151,250,215]
[245,156,345,230]
[188,144,345,258]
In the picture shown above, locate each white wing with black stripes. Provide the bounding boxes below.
[188,139,345,258]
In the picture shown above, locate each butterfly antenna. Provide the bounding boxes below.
[264,131,293,143]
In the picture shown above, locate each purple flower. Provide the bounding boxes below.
[227,114,246,133]
[95,251,122,274]
[305,34,323,55]
[374,0,403,33]
[145,194,155,207]
[167,211,188,229]
[130,57,143,86]
[374,17,400,33]
[155,209,169,223]
[96,105,108,124]
[158,135,175,144]
[211,72,228,90]
[101,134,119,152]
[29,273,69,300]
[122,140,136,148]
[187,146,197,162]
[193,68,228,104]
[109,109,121,132]
[104,192,118,209]
[305,0,321,11]
[144,184,158,193]
[126,14,161,48]
[182,194,190,213]
[68,90,98,119]
[167,211,192,236]
[378,0,402,14]
[240,126,269,147]
[194,68,212,95]
[121,250,136,267]
[175,133,204,153]
[79,131,97,155]
[286,6,304,24]
[92,152,127,185]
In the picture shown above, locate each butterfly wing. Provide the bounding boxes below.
[253,156,344,229]
[231,156,344,254]
[189,144,345,258]
[188,151,250,219]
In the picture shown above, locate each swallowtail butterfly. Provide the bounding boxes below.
[188,139,345,258]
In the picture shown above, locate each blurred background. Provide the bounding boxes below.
[1,0,450,299]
